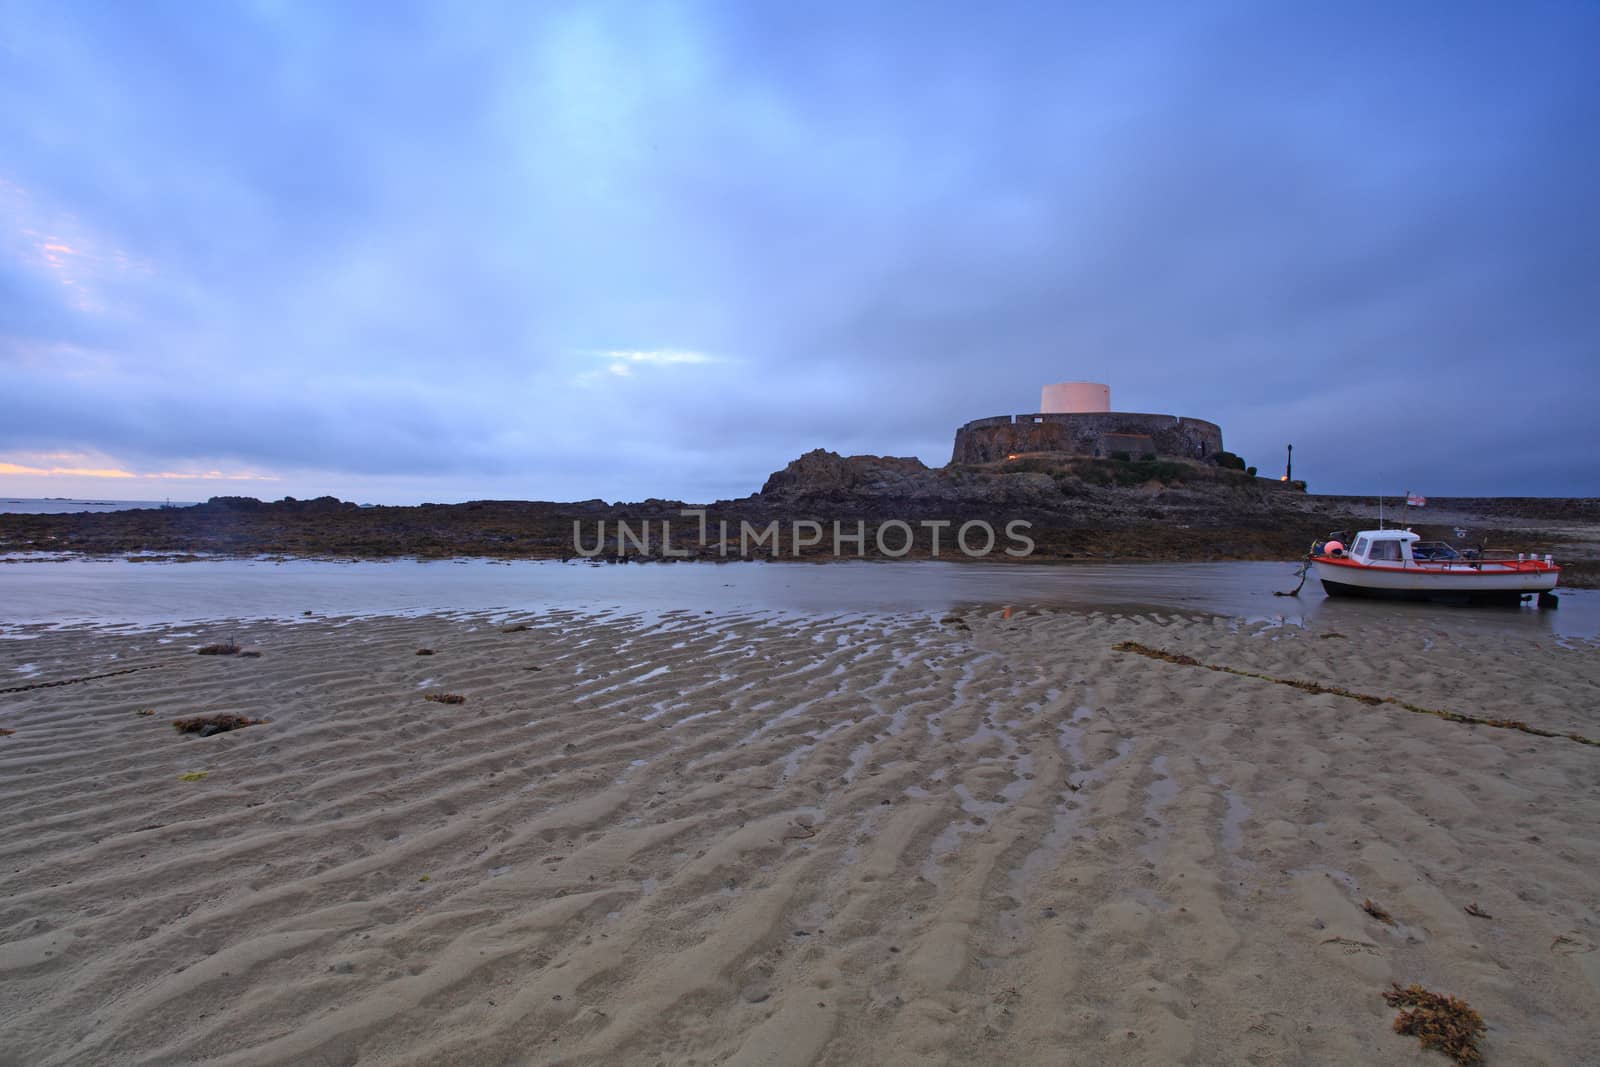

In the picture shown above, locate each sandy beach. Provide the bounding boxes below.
[2,606,1597,1065]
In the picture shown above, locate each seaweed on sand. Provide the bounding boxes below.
[196,640,240,656]
[424,693,465,705]
[1382,983,1486,1064]
[1,663,167,695]
[172,714,265,736]
[1111,641,1600,748]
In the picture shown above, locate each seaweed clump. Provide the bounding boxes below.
[172,714,265,736]
[424,693,466,705]
[1382,983,1486,1064]
[196,640,240,656]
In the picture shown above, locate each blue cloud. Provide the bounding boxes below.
[3,1,1597,502]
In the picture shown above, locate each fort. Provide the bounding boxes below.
[951,381,1224,465]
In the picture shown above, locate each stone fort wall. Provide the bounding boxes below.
[951,412,1224,465]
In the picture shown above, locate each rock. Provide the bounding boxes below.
[759,449,930,495]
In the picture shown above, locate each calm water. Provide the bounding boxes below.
[1,556,1595,640]
[0,498,197,514]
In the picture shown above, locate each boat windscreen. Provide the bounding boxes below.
[1411,541,1461,561]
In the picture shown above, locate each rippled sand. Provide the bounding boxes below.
[1,608,1597,1065]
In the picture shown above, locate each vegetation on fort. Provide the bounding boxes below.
[1073,456,1211,488]
[997,454,1252,490]
[1211,450,1247,471]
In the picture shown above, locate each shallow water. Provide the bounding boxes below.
[0,498,197,514]
[0,555,1595,640]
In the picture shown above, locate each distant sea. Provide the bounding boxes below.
[0,498,197,515]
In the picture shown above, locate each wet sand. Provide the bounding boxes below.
[1,608,1597,1065]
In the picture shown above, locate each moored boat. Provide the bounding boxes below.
[1309,529,1559,605]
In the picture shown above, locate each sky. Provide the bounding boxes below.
[3,1,1597,505]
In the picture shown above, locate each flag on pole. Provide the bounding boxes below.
[1406,492,1426,507]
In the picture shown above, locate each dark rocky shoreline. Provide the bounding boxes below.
[4,451,1597,586]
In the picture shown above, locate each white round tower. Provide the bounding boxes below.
[1040,381,1110,413]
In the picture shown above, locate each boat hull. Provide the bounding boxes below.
[1319,578,1532,606]
[1311,558,1559,605]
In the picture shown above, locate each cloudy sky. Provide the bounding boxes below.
[3,1,1597,504]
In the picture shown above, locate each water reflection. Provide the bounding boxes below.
[0,556,1594,640]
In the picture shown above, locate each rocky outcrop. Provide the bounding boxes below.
[753,449,1066,513]
[737,447,1353,535]
[760,449,932,495]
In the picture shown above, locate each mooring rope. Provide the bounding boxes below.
[1274,559,1311,597]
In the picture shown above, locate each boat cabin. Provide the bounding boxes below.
[1342,529,1466,567]
[1345,529,1418,566]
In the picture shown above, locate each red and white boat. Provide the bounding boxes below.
[1309,529,1560,605]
